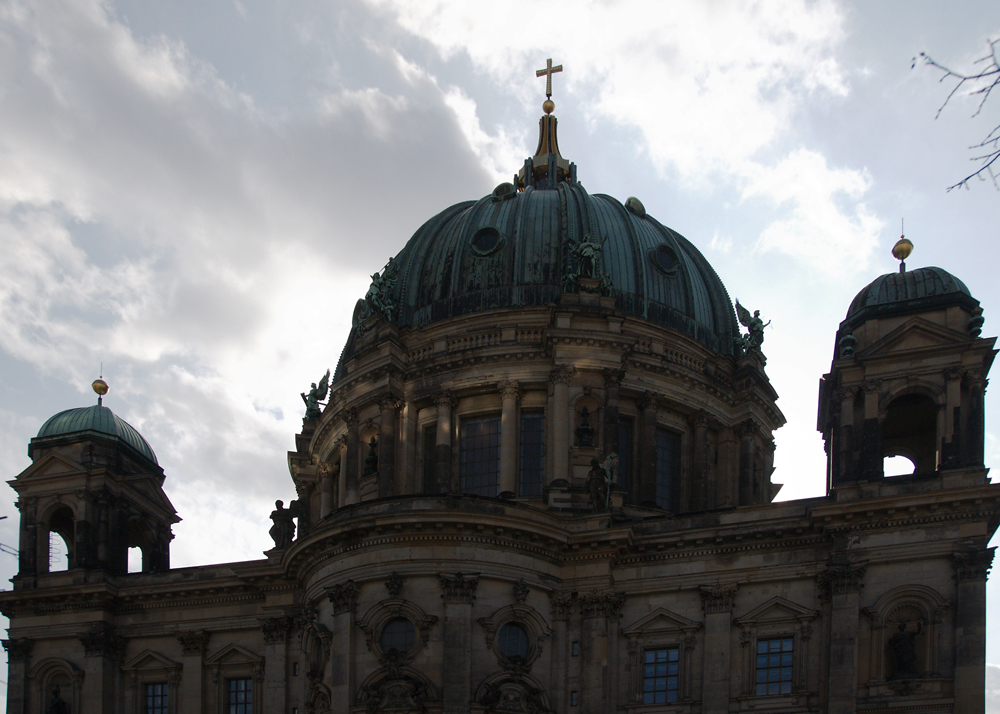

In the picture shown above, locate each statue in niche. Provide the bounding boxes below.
[268,499,298,549]
[736,299,770,353]
[301,369,330,421]
[587,458,609,512]
[363,436,379,477]
[888,620,923,679]
[572,234,604,279]
[365,256,399,322]
[46,685,68,714]
[575,406,595,447]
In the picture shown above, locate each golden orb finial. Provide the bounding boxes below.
[542,98,555,115]
[92,377,109,406]
[892,219,913,273]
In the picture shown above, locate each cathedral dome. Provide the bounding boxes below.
[33,404,158,465]
[844,266,978,326]
[352,180,740,362]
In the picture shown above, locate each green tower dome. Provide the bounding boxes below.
[33,404,158,465]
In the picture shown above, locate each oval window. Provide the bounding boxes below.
[380,617,416,653]
[497,622,529,660]
[650,244,679,274]
[470,226,504,257]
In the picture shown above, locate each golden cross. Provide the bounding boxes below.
[536,58,563,98]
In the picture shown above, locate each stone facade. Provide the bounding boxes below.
[2,108,998,714]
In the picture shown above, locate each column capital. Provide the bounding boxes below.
[339,407,359,427]
[79,623,126,660]
[549,592,574,620]
[438,572,479,604]
[579,589,626,620]
[548,366,572,385]
[378,393,402,412]
[258,616,295,645]
[699,583,737,614]
[834,385,859,402]
[498,380,520,402]
[435,393,457,410]
[1,637,33,663]
[734,418,760,439]
[603,368,625,388]
[327,579,360,614]
[817,561,868,598]
[637,392,659,411]
[953,546,995,582]
[862,378,882,394]
[177,630,210,656]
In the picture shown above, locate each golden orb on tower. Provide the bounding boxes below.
[92,378,109,396]
[892,237,913,262]
[542,98,555,115]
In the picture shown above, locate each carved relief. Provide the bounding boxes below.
[259,616,295,645]
[953,546,995,582]
[699,583,737,614]
[79,623,126,660]
[177,630,210,656]
[327,580,360,615]
[385,571,403,598]
[579,590,626,620]
[817,561,868,598]
[438,572,479,604]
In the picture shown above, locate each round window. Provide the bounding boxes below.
[380,617,415,654]
[497,622,529,660]
[651,244,679,274]
[470,226,503,256]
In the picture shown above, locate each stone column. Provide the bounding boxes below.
[964,369,986,467]
[953,547,994,714]
[820,561,867,714]
[378,394,401,498]
[550,367,572,484]
[319,461,335,518]
[837,387,856,484]
[548,593,573,714]
[79,623,126,713]
[717,427,738,508]
[341,409,360,505]
[2,638,33,714]
[439,573,478,714]
[860,380,882,480]
[579,590,625,714]
[400,400,418,494]
[177,630,210,713]
[737,420,757,506]
[16,497,37,579]
[260,616,294,712]
[603,370,624,461]
[498,381,520,495]
[434,394,456,493]
[336,437,348,507]
[327,580,359,711]
[638,394,658,506]
[690,412,709,511]
[700,584,736,711]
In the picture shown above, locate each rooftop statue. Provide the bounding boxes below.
[268,499,298,549]
[301,369,330,421]
[366,256,399,323]
[736,299,770,354]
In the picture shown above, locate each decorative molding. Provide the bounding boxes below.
[434,393,457,410]
[953,547,995,582]
[637,392,658,412]
[327,580,360,615]
[513,578,529,604]
[498,380,521,402]
[339,408,359,427]
[385,571,403,598]
[863,379,883,393]
[549,592,573,620]
[176,630,210,656]
[438,572,479,604]
[700,583,738,614]
[735,419,759,439]
[602,369,625,388]
[79,623,126,660]
[378,393,402,412]
[817,561,868,597]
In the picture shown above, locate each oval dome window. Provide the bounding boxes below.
[470,226,504,257]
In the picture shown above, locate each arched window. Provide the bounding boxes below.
[46,506,74,572]
[882,394,937,475]
[380,618,416,654]
[497,623,530,661]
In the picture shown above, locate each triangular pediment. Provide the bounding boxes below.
[735,596,818,627]
[204,643,262,666]
[621,607,701,636]
[13,453,84,482]
[859,316,969,360]
[122,649,180,672]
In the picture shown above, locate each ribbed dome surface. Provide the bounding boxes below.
[380,181,739,356]
[846,266,976,324]
[36,405,158,465]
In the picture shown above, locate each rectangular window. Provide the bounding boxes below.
[144,682,168,714]
[755,637,793,695]
[460,415,500,496]
[655,428,681,510]
[519,412,545,496]
[227,678,252,714]
[422,424,437,493]
[642,647,679,704]
[617,417,634,498]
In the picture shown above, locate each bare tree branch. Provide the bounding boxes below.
[915,39,1000,191]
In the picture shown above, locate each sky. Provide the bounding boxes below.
[1,0,999,706]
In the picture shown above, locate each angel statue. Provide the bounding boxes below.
[301,369,330,421]
[736,300,770,353]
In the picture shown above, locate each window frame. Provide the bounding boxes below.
[518,411,545,496]
[641,646,680,704]
[459,413,501,497]
[753,636,794,696]
[654,427,682,511]
[226,677,253,714]
[620,607,700,705]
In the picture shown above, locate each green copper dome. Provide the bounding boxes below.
[845,266,977,326]
[33,404,158,465]
[343,181,740,367]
